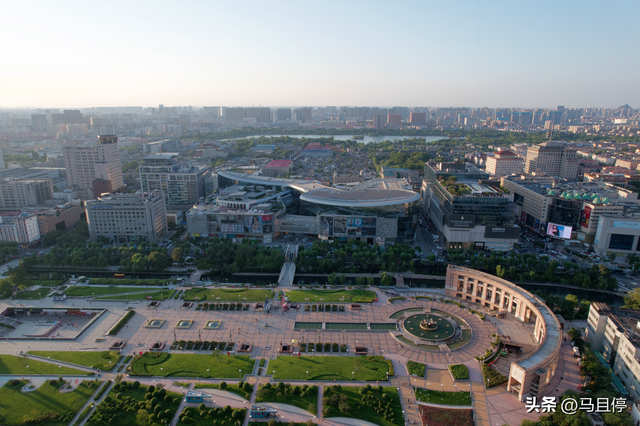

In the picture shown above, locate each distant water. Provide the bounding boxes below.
[219,134,447,145]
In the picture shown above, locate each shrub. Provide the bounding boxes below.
[448,364,470,380]
[108,310,136,335]
[220,381,227,390]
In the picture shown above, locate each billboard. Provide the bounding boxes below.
[321,216,376,237]
[546,222,572,239]
[580,206,592,228]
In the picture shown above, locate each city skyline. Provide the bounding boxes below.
[1,0,638,109]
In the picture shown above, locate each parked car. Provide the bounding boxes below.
[573,347,581,357]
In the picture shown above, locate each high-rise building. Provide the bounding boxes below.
[387,114,402,124]
[138,153,213,212]
[409,112,426,124]
[0,179,53,208]
[524,141,578,179]
[0,147,4,170]
[31,114,48,132]
[373,115,386,129]
[0,212,41,243]
[276,108,291,121]
[85,191,168,243]
[224,107,271,122]
[63,135,125,200]
[485,150,524,176]
[293,107,312,121]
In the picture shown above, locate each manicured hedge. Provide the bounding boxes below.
[108,310,135,335]
[407,361,426,377]
[94,380,111,400]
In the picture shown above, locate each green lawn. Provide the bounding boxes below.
[12,289,48,300]
[255,383,318,413]
[27,279,66,287]
[0,379,97,425]
[482,364,508,388]
[323,385,403,426]
[287,289,377,303]
[406,361,426,377]
[183,288,274,302]
[414,388,472,406]
[0,355,89,375]
[65,286,159,297]
[129,352,255,378]
[94,289,175,300]
[87,382,181,425]
[270,356,391,381]
[28,351,122,371]
[390,308,423,319]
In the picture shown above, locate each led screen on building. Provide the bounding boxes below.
[546,222,572,239]
[208,214,273,235]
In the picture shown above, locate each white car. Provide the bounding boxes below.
[572,347,581,357]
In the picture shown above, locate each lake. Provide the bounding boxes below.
[219,134,447,145]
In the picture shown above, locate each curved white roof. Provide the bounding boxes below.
[218,170,420,207]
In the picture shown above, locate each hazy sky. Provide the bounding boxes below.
[2,0,638,109]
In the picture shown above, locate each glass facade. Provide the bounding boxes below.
[609,233,634,250]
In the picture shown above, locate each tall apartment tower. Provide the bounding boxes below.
[410,112,426,124]
[63,135,125,200]
[373,115,386,129]
[276,108,291,121]
[0,147,4,169]
[387,114,402,124]
[293,107,312,121]
[524,141,578,179]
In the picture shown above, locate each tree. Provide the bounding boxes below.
[623,287,640,309]
[0,279,13,299]
[496,265,505,278]
[172,247,185,265]
[607,252,617,263]
[9,262,29,287]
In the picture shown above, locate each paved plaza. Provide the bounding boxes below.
[0,286,565,426]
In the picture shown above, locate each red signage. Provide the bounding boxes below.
[581,206,592,228]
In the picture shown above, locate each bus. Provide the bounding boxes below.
[113,274,125,279]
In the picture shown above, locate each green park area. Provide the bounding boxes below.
[256,382,318,413]
[0,379,97,425]
[183,288,274,302]
[177,404,246,426]
[0,355,88,375]
[94,289,175,300]
[28,351,122,371]
[87,381,181,425]
[270,356,392,381]
[323,384,403,426]
[414,388,472,406]
[287,289,377,303]
[65,286,160,297]
[12,289,49,300]
[406,360,426,377]
[129,352,254,378]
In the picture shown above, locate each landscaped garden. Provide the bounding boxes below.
[64,286,159,297]
[86,381,181,425]
[255,382,318,413]
[287,289,376,303]
[482,364,507,388]
[28,351,122,371]
[129,352,254,378]
[414,388,472,406]
[0,379,97,425]
[0,355,88,375]
[418,405,474,426]
[407,360,426,377]
[322,384,403,426]
[12,289,48,300]
[269,356,392,381]
[448,364,469,380]
[183,288,274,302]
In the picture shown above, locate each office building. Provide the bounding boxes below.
[0,179,54,208]
[63,135,125,200]
[194,143,228,159]
[387,114,402,125]
[524,142,578,179]
[301,143,333,158]
[85,191,168,243]
[422,162,519,251]
[0,212,41,243]
[36,202,84,236]
[409,112,426,124]
[485,150,524,176]
[138,153,213,212]
[262,160,293,177]
[593,216,640,254]
[584,303,634,399]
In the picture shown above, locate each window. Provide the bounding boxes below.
[609,234,634,251]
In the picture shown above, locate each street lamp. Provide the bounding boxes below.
[352,371,354,380]
[306,371,309,379]
[207,369,209,378]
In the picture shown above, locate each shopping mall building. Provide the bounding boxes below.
[186,170,421,245]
